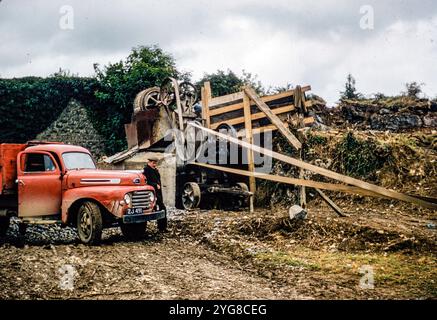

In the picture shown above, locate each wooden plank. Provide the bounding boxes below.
[201,87,207,125]
[243,92,255,213]
[407,194,437,204]
[209,91,244,107]
[211,105,295,129]
[209,101,244,116]
[289,116,315,127]
[201,82,212,129]
[189,162,389,198]
[244,86,302,150]
[209,93,290,116]
[209,86,313,117]
[236,123,289,137]
[258,86,311,103]
[315,188,347,217]
[294,85,307,209]
[173,78,184,130]
[208,85,311,114]
[188,122,437,209]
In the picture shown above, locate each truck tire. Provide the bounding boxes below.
[18,223,27,236]
[0,216,10,237]
[182,182,201,210]
[157,216,167,232]
[77,201,103,245]
[120,222,147,240]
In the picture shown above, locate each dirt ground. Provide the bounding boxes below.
[0,199,435,300]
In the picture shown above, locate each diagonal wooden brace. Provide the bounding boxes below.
[188,121,437,210]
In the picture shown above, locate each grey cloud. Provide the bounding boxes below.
[0,0,436,104]
[233,0,437,41]
[0,0,224,73]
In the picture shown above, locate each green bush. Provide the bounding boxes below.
[0,45,181,155]
[333,132,392,179]
[93,45,180,153]
[0,76,100,143]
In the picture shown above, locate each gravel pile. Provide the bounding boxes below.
[1,207,187,245]
[5,217,79,245]
[166,207,188,220]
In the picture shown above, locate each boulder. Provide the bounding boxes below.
[370,114,422,131]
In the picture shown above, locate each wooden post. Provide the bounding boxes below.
[314,189,347,217]
[172,78,184,131]
[243,91,255,213]
[294,85,307,209]
[201,82,212,129]
[244,86,302,150]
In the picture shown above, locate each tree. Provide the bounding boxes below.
[196,69,264,97]
[340,74,362,100]
[94,45,179,109]
[93,45,180,153]
[373,92,387,100]
[268,83,294,94]
[51,68,79,78]
[402,82,423,98]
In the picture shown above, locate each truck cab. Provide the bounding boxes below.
[0,142,167,244]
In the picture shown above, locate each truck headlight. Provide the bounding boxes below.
[149,192,155,203]
[124,193,132,205]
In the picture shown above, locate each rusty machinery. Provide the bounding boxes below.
[120,79,437,214]
[126,78,251,210]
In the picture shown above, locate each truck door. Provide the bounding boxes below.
[17,151,62,217]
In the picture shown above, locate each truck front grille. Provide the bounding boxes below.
[131,191,153,209]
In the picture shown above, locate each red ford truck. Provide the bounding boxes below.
[0,142,167,244]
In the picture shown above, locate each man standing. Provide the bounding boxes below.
[143,156,167,231]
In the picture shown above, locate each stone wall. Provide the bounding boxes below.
[312,97,437,131]
[36,99,107,159]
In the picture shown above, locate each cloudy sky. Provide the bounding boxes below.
[0,0,436,105]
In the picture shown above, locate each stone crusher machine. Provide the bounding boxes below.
[105,78,437,214]
[105,78,266,210]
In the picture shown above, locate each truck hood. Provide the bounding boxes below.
[65,169,146,188]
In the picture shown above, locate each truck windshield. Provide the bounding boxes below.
[62,152,96,170]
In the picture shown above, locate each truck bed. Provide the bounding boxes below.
[0,144,26,195]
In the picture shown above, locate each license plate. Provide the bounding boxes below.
[127,208,143,215]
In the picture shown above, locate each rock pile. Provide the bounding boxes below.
[308,96,437,131]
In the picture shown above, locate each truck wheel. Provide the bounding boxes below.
[0,216,10,237]
[18,223,27,236]
[182,182,201,210]
[157,217,168,232]
[77,201,102,245]
[120,222,147,240]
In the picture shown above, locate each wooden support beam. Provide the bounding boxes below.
[210,86,311,111]
[294,85,307,209]
[211,104,295,129]
[237,123,289,137]
[244,86,302,150]
[209,91,312,117]
[243,92,255,213]
[187,122,437,210]
[315,188,347,217]
[201,82,212,129]
[189,162,388,198]
[173,78,184,131]
[209,92,244,107]
[209,102,245,117]
[208,85,311,108]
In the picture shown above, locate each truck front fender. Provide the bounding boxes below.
[62,185,155,224]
